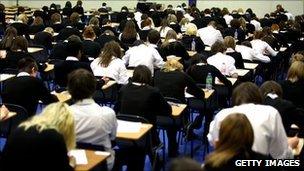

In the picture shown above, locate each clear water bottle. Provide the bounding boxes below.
[206,73,213,90]
[234,30,238,39]
[191,38,196,51]
[220,62,226,75]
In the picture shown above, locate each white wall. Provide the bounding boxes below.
[1,0,303,18]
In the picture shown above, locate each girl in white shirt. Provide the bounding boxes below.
[157,19,173,38]
[90,41,129,85]
[251,31,278,57]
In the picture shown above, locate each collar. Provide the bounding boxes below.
[142,26,151,30]
[196,62,206,66]
[168,39,177,43]
[149,43,158,48]
[132,82,146,86]
[74,98,95,105]
[267,93,279,99]
[17,72,30,77]
[54,22,61,24]
[66,56,79,61]
[226,48,235,53]
[84,38,94,41]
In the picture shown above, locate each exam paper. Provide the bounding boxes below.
[117,120,142,133]
[69,149,88,165]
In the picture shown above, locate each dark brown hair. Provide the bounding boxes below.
[260,81,283,98]
[11,36,28,52]
[1,26,17,50]
[169,157,203,171]
[32,16,44,26]
[132,65,152,85]
[232,82,263,106]
[17,57,38,73]
[82,26,96,39]
[99,41,121,67]
[68,69,96,101]
[70,12,80,25]
[122,20,137,40]
[211,41,227,53]
[51,13,61,23]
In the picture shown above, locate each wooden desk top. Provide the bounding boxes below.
[116,122,153,140]
[75,150,110,171]
[28,47,43,53]
[44,63,54,72]
[0,74,15,82]
[244,63,259,70]
[235,69,250,77]
[203,89,215,99]
[187,51,197,57]
[102,80,116,90]
[171,103,187,117]
[1,112,17,121]
[215,77,237,86]
[52,91,71,102]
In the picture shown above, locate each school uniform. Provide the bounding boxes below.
[281,80,304,109]
[226,48,244,69]
[235,45,271,63]
[34,31,53,50]
[82,39,101,58]
[181,35,205,53]
[207,52,237,76]
[198,25,223,47]
[57,26,81,41]
[251,39,278,57]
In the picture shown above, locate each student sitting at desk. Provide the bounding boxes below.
[207,41,237,77]
[224,36,244,69]
[29,16,45,35]
[68,69,117,170]
[1,58,58,116]
[91,41,129,85]
[10,14,30,40]
[119,20,140,47]
[181,23,205,53]
[50,13,64,33]
[114,65,172,169]
[34,27,54,50]
[82,26,101,59]
[0,102,76,171]
[54,36,92,88]
[0,26,17,51]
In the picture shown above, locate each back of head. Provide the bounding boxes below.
[17,57,38,73]
[11,36,28,52]
[17,13,28,24]
[211,41,226,53]
[230,19,241,29]
[82,26,96,39]
[168,157,203,171]
[44,27,54,36]
[65,1,72,8]
[287,61,304,82]
[51,13,61,24]
[223,36,235,49]
[260,81,283,98]
[2,26,17,49]
[19,102,76,150]
[185,23,197,36]
[208,21,217,28]
[205,113,254,168]
[70,12,80,24]
[0,3,5,12]
[68,69,97,101]
[89,17,99,26]
[100,41,121,67]
[132,65,152,85]
[162,59,183,72]
[253,31,265,40]
[232,82,263,106]
[33,17,44,26]
[148,30,160,44]
[66,35,82,57]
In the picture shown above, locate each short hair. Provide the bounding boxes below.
[185,23,197,36]
[253,31,265,39]
[82,26,96,39]
[68,69,97,101]
[260,81,283,98]
[223,36,236,49]
[131,65,152,85]
[141,19,152,29]
[33,16,44,26]
[20,102,76,151]
[168,157,203,171]
[162,59,184,72]
[44,27,54,36]
[287,61,304,82]
[70,12,80,24]
[89,17,100,26]
[17,14,28,24]
[66,36,83,57]
[232,82,263,106]
[11,36,28,52]
[101,18,110,26]
[147,30,160,44]
[211,41,226,53]
[230,19,241,29]
[17,57,38,73]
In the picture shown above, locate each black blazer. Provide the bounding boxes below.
[95,34,127,51]
[54,59,92,87]
[82,40,101,58]
[191,18,207,29]
[281,80,304,109]
[138,29,152,41]
[226,51,244,69]
[0,126,73,171]
[49,42,68,60]
[160,41,190,65]
[34,31,53,50]
[181,35,205,53]
[4,51,34,69]
[57,27,81,41]
[169,23,181,34]
[1,75,58,116]
[154,70,205,103]
[29,24,45,34]
[223,28,246,43]
[10,22,30,40]
[51,23,65,33]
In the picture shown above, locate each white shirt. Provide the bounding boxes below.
[17,72,30,77]
[207,52,237,76]
[235,44,271,63]
[208,103,293,159]
[223,14,233,27]
[197,25,223,47]
[90,57,129,85]
[157,26,173,38]
[70,98,117,170]
[122,44,164,75]
[250,19,262,31]
[251,39,278,57]
[66,56,79,61]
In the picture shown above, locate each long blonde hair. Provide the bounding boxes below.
[287,61,304,82]
[161,29,177,48]
[20,102,76,150]
[204,113,254,168]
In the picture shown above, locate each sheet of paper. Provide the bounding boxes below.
[117,120,142,133]
[69,149,88,165]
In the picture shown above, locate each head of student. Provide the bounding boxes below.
[66,35,83,59]
[290,53,304,64]
[76,0,82,7]
[223,36,236,50]
[122,20,137,39]
[89,17,99,26]
[287,61,304,83]
[68,69,97,101]
[19,102,76,150]
[232,82,263,106]
[162,59,184,72]
[32,16,44,26]
[211,41,226,54]
[11,36,28,52]
[132,65,152,85]
[2,26,17,49]
[70,12,80,25]
[260,81,283,98]
[17,13,28,24]
[148,30,160,45]
[204,113,254,168]
[185,23,197,36]
[253,31,265,40]
[51,13,61,24]
[82,26,96,40]
[65,1,72,8]
[99,41,121,67]
[168,157,203,171]
[17,57,38,77]
[230,19,241,29]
